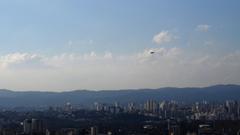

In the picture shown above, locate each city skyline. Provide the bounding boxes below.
[0,0,240,91]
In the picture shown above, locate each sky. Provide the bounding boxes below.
[0,0,240,91]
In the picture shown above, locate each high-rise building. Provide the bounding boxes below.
[90,126,98,135]
[65,102,73,113]
[23,119,44,135]
[23,119,32,134]
[32,119,44,134]
[128,102,136,112]
[144,100,158,113]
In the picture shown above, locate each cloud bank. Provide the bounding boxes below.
[0,49,239,91]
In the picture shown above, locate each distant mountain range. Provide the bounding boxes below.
[0,84,240,107]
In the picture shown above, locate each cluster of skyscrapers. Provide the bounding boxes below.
[94,100,240,121]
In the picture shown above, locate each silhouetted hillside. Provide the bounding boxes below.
[0,84,240,107]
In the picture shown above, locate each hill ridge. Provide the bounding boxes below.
[0,84,239,107]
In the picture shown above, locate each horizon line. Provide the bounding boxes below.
[0,84,239,93]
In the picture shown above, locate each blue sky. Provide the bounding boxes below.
[0,0,239,91]
[0,0,239,54]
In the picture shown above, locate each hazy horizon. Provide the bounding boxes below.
[0,83,239,92]
[0,0,240,91]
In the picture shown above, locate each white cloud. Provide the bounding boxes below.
[196,24,211,32]
[0,49,239,91]
[153,31,174,45]
[104,52,113,59]
[90,51,97,57]
[0,53,44,69]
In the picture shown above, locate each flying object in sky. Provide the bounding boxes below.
[150,51,155,54]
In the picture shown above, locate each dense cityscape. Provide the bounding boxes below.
[0,1,240,135]
[0,100,240,135]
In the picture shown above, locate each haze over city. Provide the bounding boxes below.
[0,0,240,91]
